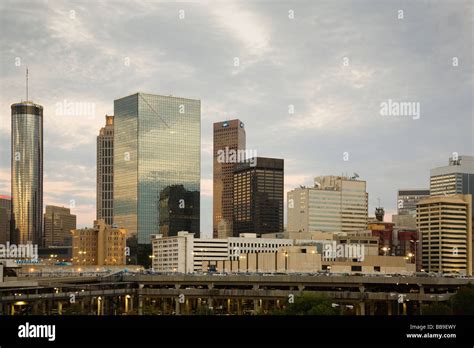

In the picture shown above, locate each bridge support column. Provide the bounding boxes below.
[208,297,213,313]
[358,302,365,316]
[368,301,375,315]
[419,285,424,315]
[58,302,62,315]
[32,301,39,314]
[138,284,144,316]
[387,301,392,315]
[175,298,181,315]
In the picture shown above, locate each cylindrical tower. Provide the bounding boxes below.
[11,101,43,245]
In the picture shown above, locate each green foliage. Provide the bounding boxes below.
[195,305,214,315]
[277,293,338,315]
[422,302,452,315]
[62,303,83,315]
[451,283,474,315]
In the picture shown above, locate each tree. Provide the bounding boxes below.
[451,283,474,315]
[276,293,338,315]
[422,302,452,315]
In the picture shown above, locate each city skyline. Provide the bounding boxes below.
[0,0,472,238]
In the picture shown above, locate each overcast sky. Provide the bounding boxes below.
[0,0,472,237]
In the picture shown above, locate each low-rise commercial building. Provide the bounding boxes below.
[202,248,414,275]
[151,232,293,273]
[71,220,126,266]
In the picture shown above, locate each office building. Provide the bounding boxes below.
[0,196,11,244]
[159,184,199,237]
[193,238,228,272]
[71,220,127,266]
[416,194,472,275]
[430,155,474,197]
[397,189,430,216]
[227,233,292,260]
[213,119,246,238]
[151,232,195,273]
[113,93,200,264]
[287,176,368,234]
[97,115,114,225]
[151,232,292,273]
[43,205,76,247]
[392,214,417,229]
[203,250,414,275]
[233,157,284,236]
[11,101,43,245]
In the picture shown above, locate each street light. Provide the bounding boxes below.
[381,247,391,256]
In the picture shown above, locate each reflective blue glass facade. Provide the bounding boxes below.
[114,93,200,255]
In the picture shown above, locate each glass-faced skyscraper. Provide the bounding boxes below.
[113,93,200,264]
[11,101,43,245]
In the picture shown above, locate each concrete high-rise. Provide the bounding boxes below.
[430,155,474,197]
[288,176,368,234]
[97,115,114,225]
[0,195,12,244]
[43,205,76,247]
[11,101,43,245]
[233,157,284,236]
[213,119,246,238]
[416,194,472,275]
[113,93,200,265]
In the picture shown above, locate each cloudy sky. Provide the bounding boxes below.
[0,0,472,237]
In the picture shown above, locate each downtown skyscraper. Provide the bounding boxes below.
[233,157,284,236]
[97,115,114,225]
[113,93,200,264]
[213,119,246,238]
[11,101,43,245]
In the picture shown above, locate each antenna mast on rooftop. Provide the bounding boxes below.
[26,66,29,102]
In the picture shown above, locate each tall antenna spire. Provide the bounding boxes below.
[26,66,29,102]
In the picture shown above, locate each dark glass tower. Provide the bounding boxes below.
[113,93,200,265]
[11,102,43,245]
[233,157,284,236]
[159,184,200,237]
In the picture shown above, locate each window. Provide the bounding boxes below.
[374,266,381,272]
[351,266,362,272]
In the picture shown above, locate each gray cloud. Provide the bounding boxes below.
[0,0,472,233]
